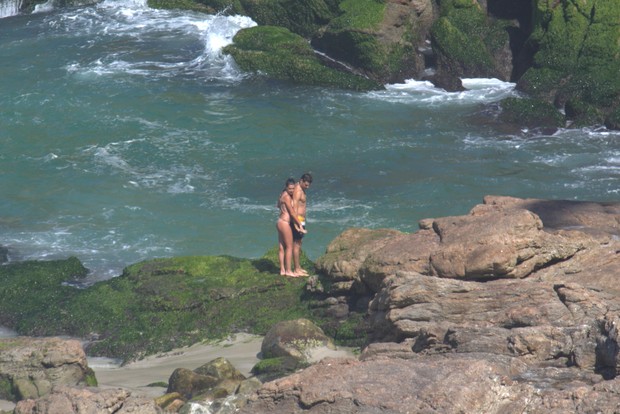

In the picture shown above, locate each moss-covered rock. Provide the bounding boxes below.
[250,356,308,382]
[0,253,318,361]
[311,0,428,84]
[240,0,339,38]
[194,357,246,382]
[172,0,339,38]
[147,0,212,13]
[606,106,620,131]
[565,99,605,128]
[498,97,565,129]
[80,254,316,360]
[0,257,88,334]
[429,0,512,90]
[517,0,620,126]
[223,25,383,91]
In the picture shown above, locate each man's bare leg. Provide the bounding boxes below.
[293,240,309,276]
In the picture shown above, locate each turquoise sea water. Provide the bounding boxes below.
[1,0,619,282]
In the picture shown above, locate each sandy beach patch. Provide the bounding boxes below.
[90,333,264,399]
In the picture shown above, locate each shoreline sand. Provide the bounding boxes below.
[92,333,264,398]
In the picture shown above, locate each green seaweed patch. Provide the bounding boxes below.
[80,254,314,360]
[0,377,15,402]
[329,312,368,348]
[517,66,564,101]
[522,0,620,118]
[430,2,506,76]
[328,0,385,31]
[224,26,382,91]
[84,368,98,387]
[0,252,367,361]
[606,106,620,130]
[147,0,211,12]
[0,257,88,335]
[239,0,340,38]
[250,356,308,382]
[565,99,604,128]
[498,97,565,129]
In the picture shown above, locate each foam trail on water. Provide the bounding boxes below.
[371,77,517,105]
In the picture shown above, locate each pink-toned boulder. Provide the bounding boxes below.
[14,386,161,414]
[0,337,95,402]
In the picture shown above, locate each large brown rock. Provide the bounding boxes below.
[166,356,250,404]
[244,196,620,413]
[315,227,404,291]
[194,357,246,382]
[13,386,161,414]
[261,319,335,362]
[0,337,95,402]
[166,367,219,400]
[240,355,620,414]
[319,195,618,288]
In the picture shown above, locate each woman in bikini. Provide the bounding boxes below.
[277,178,306,277]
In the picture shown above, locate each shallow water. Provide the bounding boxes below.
[1,0,619,282]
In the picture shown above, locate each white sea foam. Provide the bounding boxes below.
[87,356,123,369]
[311,198,374,213]
[0,326,17,338]
[32,0,53,13]
[373,77,517,105]
[60,0,255,80]
[217,198,274,213]
[0,0,22,18]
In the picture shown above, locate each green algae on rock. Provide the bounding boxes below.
[311,0,422,84]
[498,97,565,130]
[174,0,339,38]
[517,0,620,127]
[147,0,212,13]
[0,250,352,362]
[237,0,340,38]
[0,257,88,335]
[223,25,383,91]
[429,0,512,89]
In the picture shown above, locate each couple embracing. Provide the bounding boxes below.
[276,173,313,277]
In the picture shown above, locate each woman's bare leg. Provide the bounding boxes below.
[277,220,296,276]
[278,239,286,275]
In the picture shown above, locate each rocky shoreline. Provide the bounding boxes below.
[2,195,620,413]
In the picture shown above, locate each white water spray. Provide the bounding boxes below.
[0,0,22,18]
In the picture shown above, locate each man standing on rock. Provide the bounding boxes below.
[292,173,312,276]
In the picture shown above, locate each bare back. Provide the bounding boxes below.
[278,191,292,222]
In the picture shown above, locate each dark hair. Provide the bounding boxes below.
[283,178,296,190]
[300,173,313,183]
